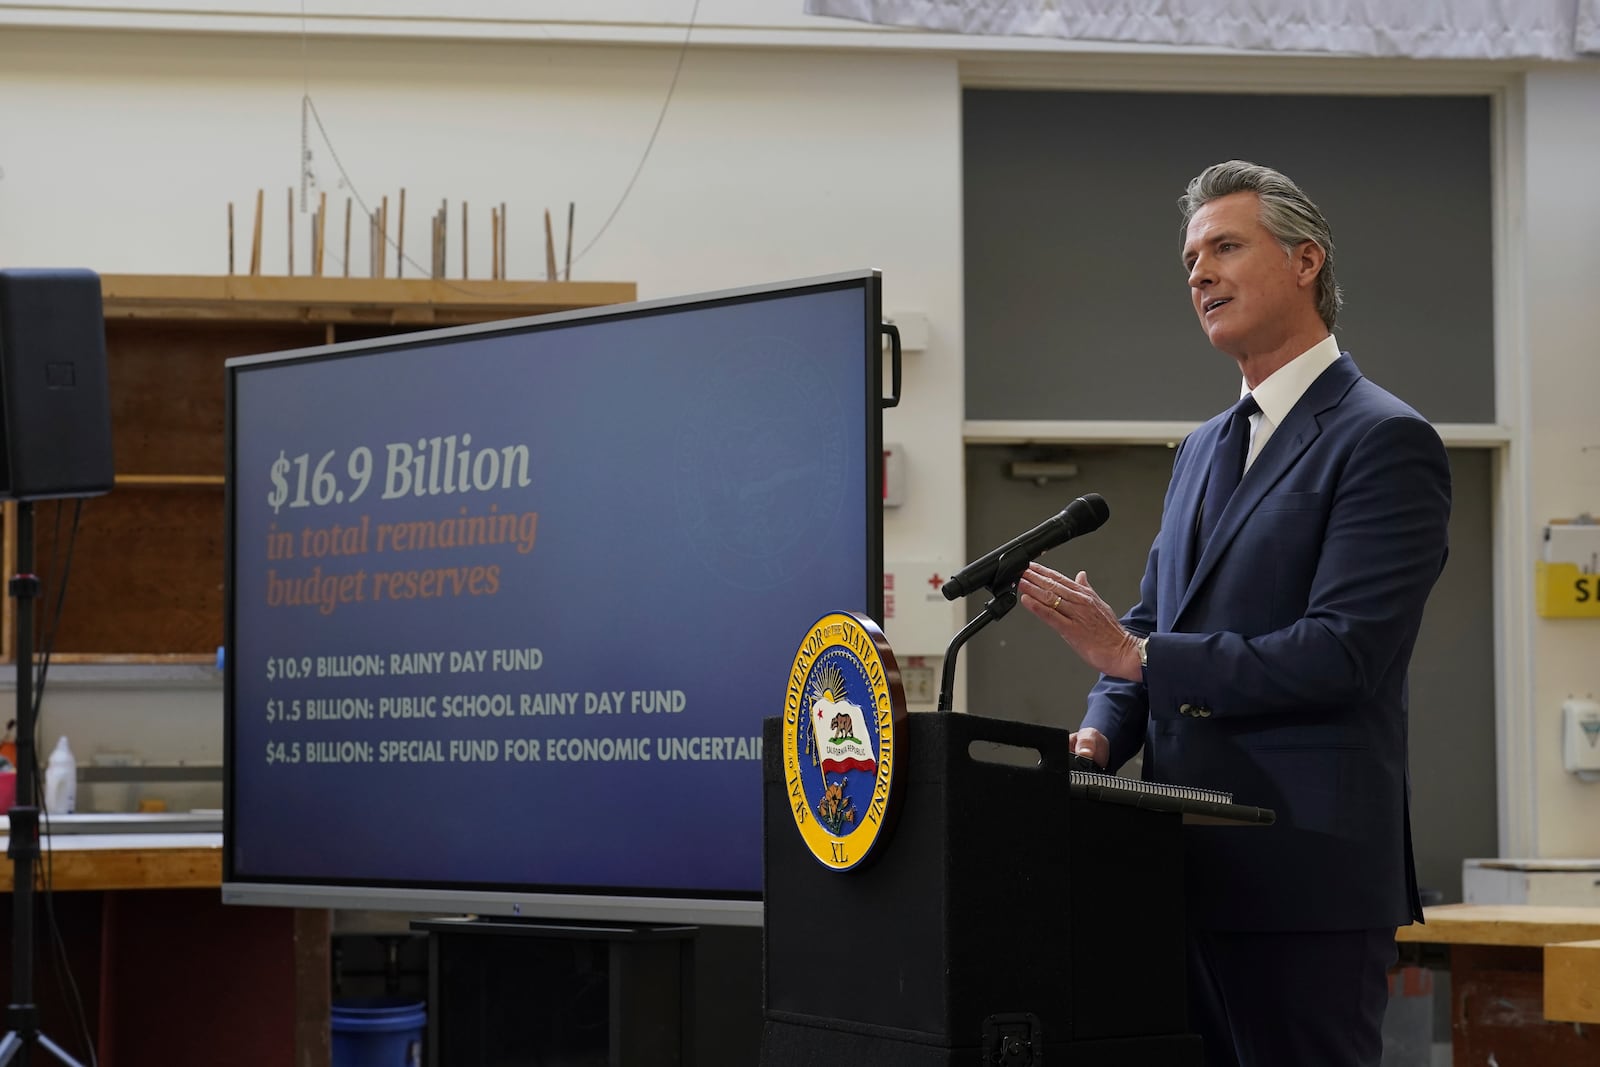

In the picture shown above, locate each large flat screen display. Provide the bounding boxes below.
[223,272,885,924]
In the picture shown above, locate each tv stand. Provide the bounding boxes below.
[412,917,696,1066]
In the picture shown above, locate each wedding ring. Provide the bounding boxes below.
[1052,594,1062,610]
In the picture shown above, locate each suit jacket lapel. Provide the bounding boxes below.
[1167,430,1211,619]
[1176,355,1363,621]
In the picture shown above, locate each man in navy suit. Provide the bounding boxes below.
[1018,160,1450,1067]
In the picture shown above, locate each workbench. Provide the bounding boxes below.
[1395,903,1600,1064]
[0,829,328,1067]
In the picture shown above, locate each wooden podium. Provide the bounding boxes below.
[761,712,1269,1066]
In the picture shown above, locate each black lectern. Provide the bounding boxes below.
[761,711,1269,1066]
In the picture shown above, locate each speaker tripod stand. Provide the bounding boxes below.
[2,501,88,1067]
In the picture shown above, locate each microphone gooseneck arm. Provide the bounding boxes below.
[937,586,1017,712]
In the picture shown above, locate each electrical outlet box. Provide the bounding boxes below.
[884,311,928,352]
[1562,697,1600,780]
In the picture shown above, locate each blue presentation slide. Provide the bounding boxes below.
[229,281,875,896]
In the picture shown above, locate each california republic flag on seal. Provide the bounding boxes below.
[809,666,878,776]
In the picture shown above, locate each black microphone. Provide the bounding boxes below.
[941,493,1109,600]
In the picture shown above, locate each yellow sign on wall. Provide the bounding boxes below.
[1536,561,1600,618]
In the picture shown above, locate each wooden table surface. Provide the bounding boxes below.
[1395,903,1600,947]
[0,832,222,891]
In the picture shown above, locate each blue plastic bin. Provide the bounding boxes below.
[331,998,426,1067]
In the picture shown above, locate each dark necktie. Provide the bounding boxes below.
[1197,393,1260,551]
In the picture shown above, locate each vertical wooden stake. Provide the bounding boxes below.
[431,213,442,279]
[378,195,389,279]
[490,208,500,280]
[287,188,295,276]
[544,209,557,282]
[228,203,235,275]
[462,201,469,279]
[397,188,407,279]
[565,201,575,281]
[250,189,264,276]
[343,198,352,278]
[315,191,327,276]
[500,201,508,280]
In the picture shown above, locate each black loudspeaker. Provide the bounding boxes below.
[0,268,114,500]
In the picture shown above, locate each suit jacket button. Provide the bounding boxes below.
[1179,703,1193,716]
[1198,707,1212,718]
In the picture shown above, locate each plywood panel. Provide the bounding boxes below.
[106,320,322,475]
[32,488,223,655]
[1545,939,1600,1024]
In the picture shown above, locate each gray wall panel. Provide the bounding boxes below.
[963,90,1495,424]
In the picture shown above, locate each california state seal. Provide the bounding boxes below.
[782,611,907,871]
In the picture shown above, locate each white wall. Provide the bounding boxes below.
[1520,66,1600,858]
[0,26,966,802]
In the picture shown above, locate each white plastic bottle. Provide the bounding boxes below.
[44,736,77,814]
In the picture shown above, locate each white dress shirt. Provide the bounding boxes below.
[1241,333,1342,471]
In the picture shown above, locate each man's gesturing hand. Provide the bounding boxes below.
[1018,563,1143,682]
